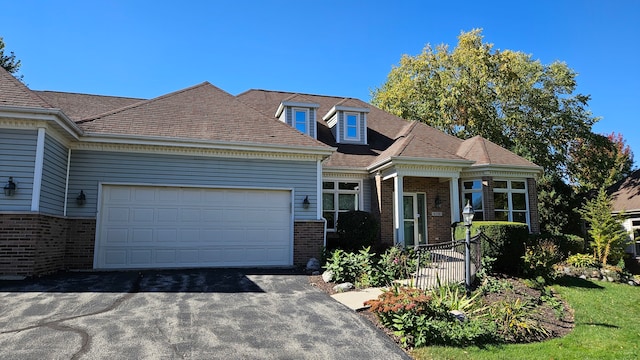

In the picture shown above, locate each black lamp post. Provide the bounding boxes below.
[462,200,475,292]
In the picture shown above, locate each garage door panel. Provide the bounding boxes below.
[96,185,293,269]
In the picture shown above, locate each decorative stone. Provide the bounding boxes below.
[333,282,354,292]
[450,310,467,322]
[628,281,636,286]
[579,275,587,280]
[322,270,334,283]
[306,258,321,271]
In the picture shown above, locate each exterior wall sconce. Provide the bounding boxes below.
[302,196,310,209]
[76,190,86,205]
[434,195,442,208]
[4,177,16,197]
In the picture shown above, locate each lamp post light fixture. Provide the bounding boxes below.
[462,200,475,292]
[4,177,16,197]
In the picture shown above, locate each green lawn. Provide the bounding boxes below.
[412,277,640,360]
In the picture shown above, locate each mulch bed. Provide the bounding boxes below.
[308,274,575,349]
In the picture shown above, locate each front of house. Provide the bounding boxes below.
[0,67,541,277]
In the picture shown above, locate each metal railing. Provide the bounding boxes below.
[412,234,482,289]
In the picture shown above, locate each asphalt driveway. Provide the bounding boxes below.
[0,269,409,359]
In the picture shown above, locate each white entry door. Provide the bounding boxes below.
[94,185,293,269]
[403,193,427,246]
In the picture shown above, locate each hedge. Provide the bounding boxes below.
[454,221,530,275]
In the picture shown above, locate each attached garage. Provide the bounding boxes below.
[94,184,293,269]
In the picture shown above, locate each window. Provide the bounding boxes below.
[322,181,360,230]
[344,113,359,140]
[493,180,528,224]
[294,108,308,134]
[461,180,484,220]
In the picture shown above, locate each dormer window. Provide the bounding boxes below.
[275,100,319,139]
[323,105,369,145]
[294,108,308,134]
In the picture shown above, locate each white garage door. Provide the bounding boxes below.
[94,185,293,269]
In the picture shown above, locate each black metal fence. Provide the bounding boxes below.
[412,234,482,289]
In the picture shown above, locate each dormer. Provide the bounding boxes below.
[322,105,370,145]
[275,100,320,139]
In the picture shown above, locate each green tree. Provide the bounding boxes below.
[579,187,630,265]
[568,132,634,192]
[371,29,597,179]
[0,37,23,81]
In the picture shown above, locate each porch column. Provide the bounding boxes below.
[450,176,460,223]
[393,174,405,246]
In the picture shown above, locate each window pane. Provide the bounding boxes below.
[495,211,508,221]
[323,182,334,190]
[295,110,307,133]
[512,181,526,190]
[338,194,356,210]
[347,114,357,126]
[322,193,334,211]
[463,180,481,190]
[494,180,507,189]
[323,211,335,229]
[494,192,508,210]
[512,193,527,210]
[403,196,414,219]
[338,182,359,190]
[513,212,527,224]
[347,126,357,138]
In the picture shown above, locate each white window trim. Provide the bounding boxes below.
[322,179,362,231]
[293,108,309,135]
[493,179,529,226]
[343,112,360,141]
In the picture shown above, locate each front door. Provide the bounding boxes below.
[403,193,427,246]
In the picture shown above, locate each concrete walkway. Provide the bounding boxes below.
[331,287,386,311]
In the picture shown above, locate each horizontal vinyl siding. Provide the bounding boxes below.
[362,177,372,212]
[0,129,37,211]
[309,108,316,139]
[39,134,68,215]
[67,151,318,220]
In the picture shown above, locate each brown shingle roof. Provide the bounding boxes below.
[35,91,144,121]
[0,67,52,108]
[79,82,330,148]
[608,169,640,212]
[457,135,539,168]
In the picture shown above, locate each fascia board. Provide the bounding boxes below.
[0,106,83,139]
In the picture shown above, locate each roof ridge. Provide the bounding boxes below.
[78,82,212,123]
[34,90,145,101]
[240,89,357,101]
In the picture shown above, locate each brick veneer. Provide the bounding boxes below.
[293,220,325,267]
[527,178,540,234]
[65,218,97,270]
[0,213,67,276]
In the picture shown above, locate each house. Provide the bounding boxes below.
[0,66,542,277]
[607,169,640,258]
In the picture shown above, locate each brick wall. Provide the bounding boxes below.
[293,220,325,267]
[482,176,495,220]
[66,218,96,270]
[0,213,67,277]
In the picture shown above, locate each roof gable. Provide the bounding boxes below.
[0,67,52,108]
[608,169,640,212]
[78,82,329,148]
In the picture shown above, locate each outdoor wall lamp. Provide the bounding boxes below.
[76,190,86,206]
[302,196,310,209]
[434,195,442,208]
[3,177,16,197]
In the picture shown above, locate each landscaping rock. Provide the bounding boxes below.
[322,270,334,283]
[306,258,321,271]
[449,310,467,322]
[333,282,354,292]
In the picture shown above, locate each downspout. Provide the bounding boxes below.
[30,128,45,212]
[63,148,71,216]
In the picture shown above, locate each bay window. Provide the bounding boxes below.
[494,180,528,224]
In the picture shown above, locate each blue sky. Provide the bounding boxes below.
[2,1,638,167]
